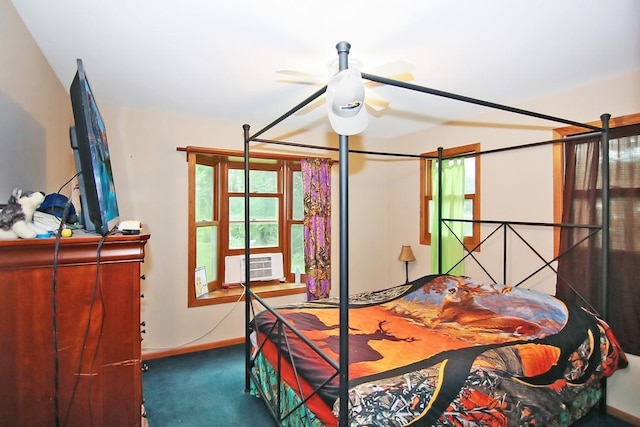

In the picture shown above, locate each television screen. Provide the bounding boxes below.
[69,59,120,236]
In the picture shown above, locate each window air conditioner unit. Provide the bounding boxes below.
[224,252,284,285]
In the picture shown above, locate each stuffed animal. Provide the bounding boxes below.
[0,188,46,239]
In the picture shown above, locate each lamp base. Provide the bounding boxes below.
[404,261,409,284]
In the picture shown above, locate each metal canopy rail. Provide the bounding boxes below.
[243,41,611,427]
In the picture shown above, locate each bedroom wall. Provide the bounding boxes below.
[388,69,640,286]
[100,104,393,353]
[0,0,74,195]
[387,122,561,294]
[384,68,640,420]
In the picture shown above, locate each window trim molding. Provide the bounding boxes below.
[178,146,306,161]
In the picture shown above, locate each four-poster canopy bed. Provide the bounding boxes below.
[242,41,628,426]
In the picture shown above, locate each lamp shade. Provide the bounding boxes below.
[398,245,416,262]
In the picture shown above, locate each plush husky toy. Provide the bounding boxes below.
[0,188,46,239]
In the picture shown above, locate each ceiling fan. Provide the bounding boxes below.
[276,59,414,114]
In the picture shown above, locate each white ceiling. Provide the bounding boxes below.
[11,0,640,139]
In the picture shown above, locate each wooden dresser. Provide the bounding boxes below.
[0,231,150,427]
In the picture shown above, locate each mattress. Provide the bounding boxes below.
[250,274,628,426]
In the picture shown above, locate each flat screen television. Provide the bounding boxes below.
[69,59,120,236]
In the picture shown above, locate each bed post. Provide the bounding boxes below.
[600,113,611,412]
[437,147,444,274]
[335,40,351,427]
[600,113,610,324]
[243,123,252,393]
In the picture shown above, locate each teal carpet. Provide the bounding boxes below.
[142,344,633,427]
[142,344,277,427]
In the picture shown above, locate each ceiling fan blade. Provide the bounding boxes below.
[363,59,414,85]
[364,89,390,111]
[367,59,414,78]
[295,96,324,115]
[276,78,324,87]
[386,70,414,82]
[277,58,411,114]
[276,69,325,84]
[295,89,387,115]
[276,69,317,77]
[364,69,414,84]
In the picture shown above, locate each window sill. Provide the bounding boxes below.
[190,282,307,307]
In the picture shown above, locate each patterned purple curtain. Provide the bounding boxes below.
[302,158,332,301]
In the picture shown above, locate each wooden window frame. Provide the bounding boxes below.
[181,147,307,307]
[420,143,481,251]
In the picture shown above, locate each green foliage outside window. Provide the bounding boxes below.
[228,168,280,249]
[196,226,217,283]
[193,156,306,290]
[195,163,217,282]
[195,164,213,222]
[228,169,278,193]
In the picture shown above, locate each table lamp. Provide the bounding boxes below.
[398,245,416,284]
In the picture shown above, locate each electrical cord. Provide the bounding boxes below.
[61,230,111,427]
[87,232,110,425]
[56,171,82,195]
[51,213,63,427]
[50,185,76,427]
[51,183,113,427]
[142,284,247,351]
[50,172,131,426]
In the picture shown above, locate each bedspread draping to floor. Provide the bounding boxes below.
[252,275,628,426]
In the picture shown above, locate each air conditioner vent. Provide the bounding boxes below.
[224,252,284,285]
[242,256,273,280]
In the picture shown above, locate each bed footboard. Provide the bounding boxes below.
[248,291,338,427]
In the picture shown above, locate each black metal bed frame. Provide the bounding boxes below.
[242,41,611,427]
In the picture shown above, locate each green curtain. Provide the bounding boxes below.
[430,158,465,275]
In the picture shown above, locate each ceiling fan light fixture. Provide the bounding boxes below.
[326,68,368,135]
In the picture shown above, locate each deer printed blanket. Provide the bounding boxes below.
[251,275,628,426]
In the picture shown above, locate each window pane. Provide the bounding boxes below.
[464,157,475,195]
[228,169,244,193]
[229,197,279,221]
[463,199,473,237]
[608,135,640,189]
[292,171,304,220]
[228,169,278,193]
[229,222,279,249]
[229,196,279,249]
[290,224,305,273]
[429,198,473,236]
[196,225,217,281]
[195,164,213,221]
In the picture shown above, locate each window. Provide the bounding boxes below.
[553,113,640,253]
[420,143,481,250]
[553,112,640,356]
[183,147,306,307]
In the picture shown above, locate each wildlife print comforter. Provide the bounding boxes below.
[251,274,628,426]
